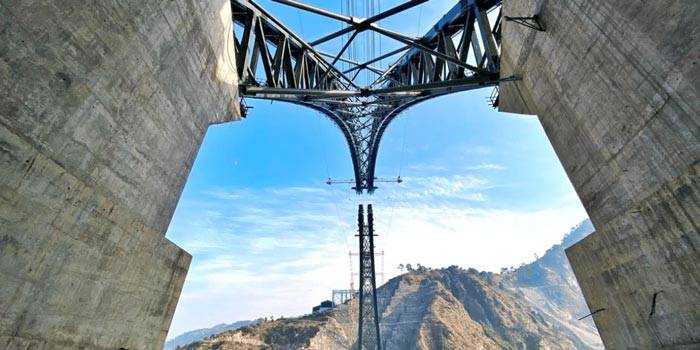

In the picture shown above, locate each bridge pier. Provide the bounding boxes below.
[2,0,698,348]
[499,0,699,348]
[0,1,240,349]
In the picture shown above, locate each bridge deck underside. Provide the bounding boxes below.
[232,0,503,192]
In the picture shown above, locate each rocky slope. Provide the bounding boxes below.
[503,220,601,349]
[180,220,602,349]
[165,320,259,350]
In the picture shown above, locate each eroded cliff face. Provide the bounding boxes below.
[504,220,601,349]
[181,221,602,350]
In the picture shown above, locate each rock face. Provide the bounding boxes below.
[498,0,700,347]
[165,320,260,350]
[0,1,239,349]
[181,221,602,350]
[504,220,601,349]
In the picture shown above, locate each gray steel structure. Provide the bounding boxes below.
[356,204,381,350]
[231,0,505,193]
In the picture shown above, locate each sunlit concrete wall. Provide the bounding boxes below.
[499,0,699,348]
[0,1,239,349]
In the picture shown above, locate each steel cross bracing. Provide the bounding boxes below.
[232,0,504,192]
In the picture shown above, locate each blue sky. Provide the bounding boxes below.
[165,0,588,338]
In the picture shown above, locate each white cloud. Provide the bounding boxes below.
[409,162,505,173]
[169,235,349,337]
[374,202,587,276]
[407,163,448,172]
[166,180,588,338]
[205,189,247,200]
[457,145,492,156]
[248,236,308,253]
[463,163,506,171]
[379,175,491,203]
[416,175,489,194]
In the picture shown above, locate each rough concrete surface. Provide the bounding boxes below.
[499,0,699,348]
[2,0,698,348]
[0,0,240,349]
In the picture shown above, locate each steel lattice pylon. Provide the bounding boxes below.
[231,0,505,193]
[356,204,381,350]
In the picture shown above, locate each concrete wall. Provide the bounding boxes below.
[0,1,239,349]
[499,0,699,348]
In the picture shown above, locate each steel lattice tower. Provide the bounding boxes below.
[356,204,381,350]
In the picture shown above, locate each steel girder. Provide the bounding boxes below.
[232,0,503,193]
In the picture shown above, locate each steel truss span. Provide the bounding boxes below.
[232,0,503,193]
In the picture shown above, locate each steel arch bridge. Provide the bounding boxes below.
[231,0,505,193]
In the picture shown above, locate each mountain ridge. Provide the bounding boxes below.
[176,220,601,349]
[164,319,260,350]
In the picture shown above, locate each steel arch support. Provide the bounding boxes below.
[233,0,503,193]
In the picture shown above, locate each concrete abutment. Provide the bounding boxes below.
[0,0,240,349]
[499,0,700,348]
